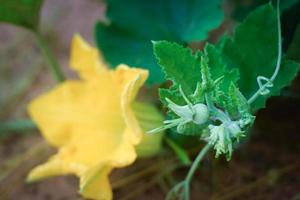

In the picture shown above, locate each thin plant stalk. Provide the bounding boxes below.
[166,143,212,200]
[34,31,65,82]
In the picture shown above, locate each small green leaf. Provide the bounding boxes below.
[159,86,184,106]
[200,54,214,91]
[204,44,240,91]
[204,44,226,79]
[95,0,224,84]
[226,83,251,119]
[0,0,44,30]
[154,41,201,94]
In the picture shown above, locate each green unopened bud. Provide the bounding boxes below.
[192,104,209,125]
[166,98,194,120]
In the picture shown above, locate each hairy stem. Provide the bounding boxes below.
[34,31,65,82]
[247,0,282,104]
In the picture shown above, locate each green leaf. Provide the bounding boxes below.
[232,0,299,21]
[155,42,240,99]
[221,4,278,97]
[155,41,241,136]
[287,23,300,62]
[204,44,226,79]
[159,86,184,106]
[200,53,214,91]
[154,41,208,136]
[204,44,240,91]
[154,41,201,94]
[220,3,300,111]
[95,0,224,84]
[226,83,251,119]
[0,0,44,30]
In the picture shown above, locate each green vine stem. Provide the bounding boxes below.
[183,143,212,198]
[247,0,282,104]
[166,143,212,200]
[34,31,65,82]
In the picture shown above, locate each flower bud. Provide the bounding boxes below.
[192,103,209,125]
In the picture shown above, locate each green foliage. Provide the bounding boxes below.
[232,0,299,21]
[152,2,300,159]
[154,41,201,94]
[0,0,44,30]
[227,83,249,118]
[153,41,247,139]
[220,3,300,111]
[155,41,239,104]
[95,0,224,84]
[204,44,240,92]
[287,24,300,62]
[221,4,277,96]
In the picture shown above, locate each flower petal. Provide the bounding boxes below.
[27,156,66,182]
[116,65,148,145]
[70,34,107,80]
[28,81,85,147]
[80,164,112,200]
[28,79,124,147]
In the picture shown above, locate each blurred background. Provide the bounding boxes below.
[0,0,300,199]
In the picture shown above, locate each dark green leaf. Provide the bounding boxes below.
[0,0,44,30]
[220,3,300,111]
[221,4,278,98]
[232,0,299,21]
[95,0,224,84]
[287,23,300,62]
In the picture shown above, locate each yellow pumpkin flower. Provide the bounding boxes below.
[27,35,164,200]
